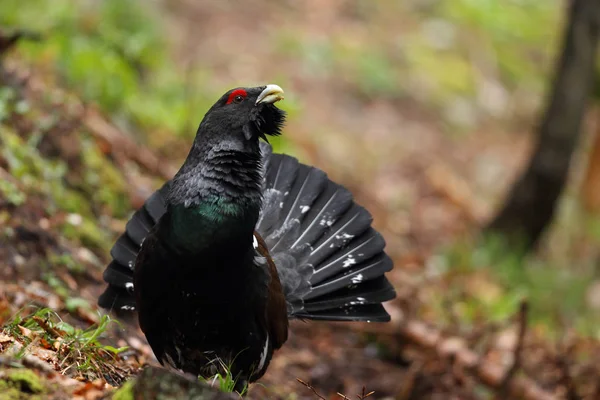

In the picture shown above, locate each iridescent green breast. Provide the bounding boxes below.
[166,199,258,252]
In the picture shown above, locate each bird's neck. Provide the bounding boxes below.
[165,145,263,252]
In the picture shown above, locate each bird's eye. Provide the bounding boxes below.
[226,89,248,105]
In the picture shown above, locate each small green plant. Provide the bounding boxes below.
[199,358,248,396]
[3,307,129,383]
[0,179,26,206]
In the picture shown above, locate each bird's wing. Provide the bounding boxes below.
[253,231,288,350]
[98,183,171,312]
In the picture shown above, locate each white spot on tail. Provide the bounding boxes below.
[253,235,258,249]
[300,205,310,214]
[349,297,366,305]
[120,305,135,311]
[343,255,356,268]
[319,215,334,227]
[351,274,363,284]
[335,233,354,240]
[125,282,134,291]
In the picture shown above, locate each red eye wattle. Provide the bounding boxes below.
[226,89,248,104]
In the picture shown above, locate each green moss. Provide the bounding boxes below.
[59,217,110,252]
[112,380,135,400]
[0,384,26,400]
[0,369,46,399]
[7,370,44,394]
[1,128,67,200]
[80,136,128,215]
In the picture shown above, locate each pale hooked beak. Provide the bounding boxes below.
[256,84,284,105]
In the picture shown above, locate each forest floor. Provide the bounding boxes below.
[2,1,600,399]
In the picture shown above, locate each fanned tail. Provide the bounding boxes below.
[98,184,170,312]
[99,143,396,322]
[257,147,395,322]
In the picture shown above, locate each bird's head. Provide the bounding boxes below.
[197,84,286,146]
[170,84,285,207]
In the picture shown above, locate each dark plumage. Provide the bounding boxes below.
[98,85,395,388]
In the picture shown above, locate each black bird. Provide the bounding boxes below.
[98,84,396,388]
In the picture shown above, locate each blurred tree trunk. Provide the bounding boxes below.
[581,112,600,213]
[486,0,600,251]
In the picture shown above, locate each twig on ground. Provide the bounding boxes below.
[359,386,375,399]
[336,386,374,400]
[297,378,326,400]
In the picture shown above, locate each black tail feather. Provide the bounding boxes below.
[98,285,136,311]
[294,304,391,322]
[304,204,373,271]
[303,276,395,313]
[306,253,393,300]
[290,182,353,250]
[269,167,327,253]
[124,209,154,245]
[109,235,138,271]
[145,188,169,222]
[257,154,299,235]
[102,260,135,291]
[310,228,385,285]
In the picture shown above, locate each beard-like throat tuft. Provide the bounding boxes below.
[243,105,286,141]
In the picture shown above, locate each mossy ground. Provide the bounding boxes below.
[110,380,134,400]
[0,369,46,400]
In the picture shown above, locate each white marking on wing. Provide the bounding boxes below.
[257,333,270,372]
